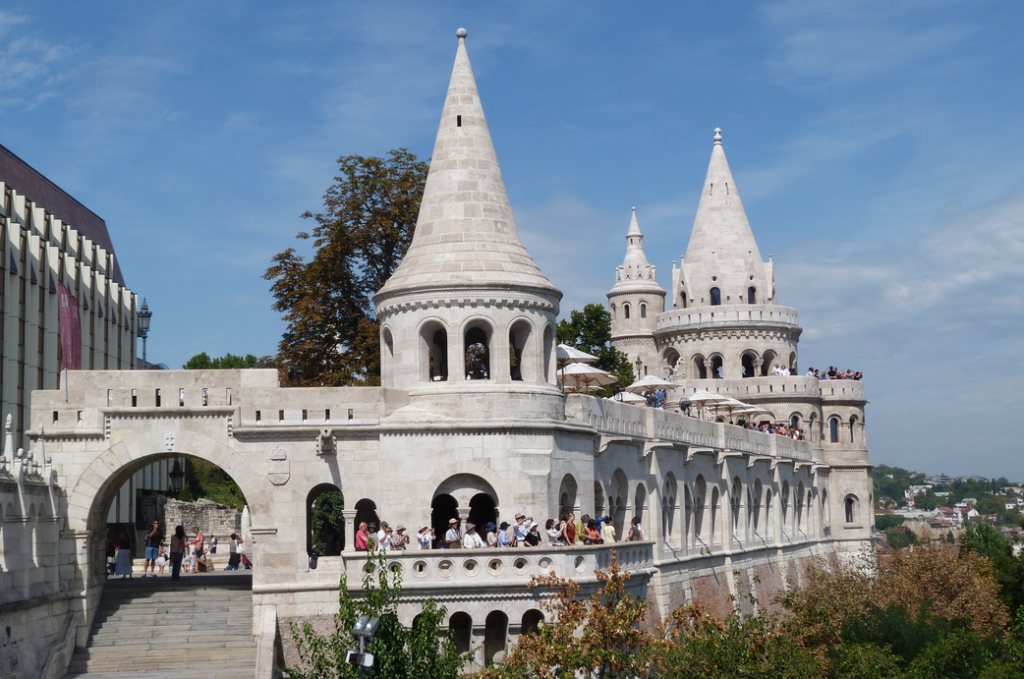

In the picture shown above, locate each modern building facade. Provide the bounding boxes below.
[0,144,139,450]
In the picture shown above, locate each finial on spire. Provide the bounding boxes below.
[714,127,722,145]
[456,27,467,39]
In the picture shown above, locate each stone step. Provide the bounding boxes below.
[67,658,257,674]
[66,670,255,679]
[86,636,256,648]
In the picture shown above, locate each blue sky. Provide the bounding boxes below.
[3,1,1024,480]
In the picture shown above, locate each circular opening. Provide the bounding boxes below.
[363,562,374,573]
[438,559,454,577]
[512,557,529,573]
[538,557,552,570]
[389,562,402,574]
[412,560,428,577]
[749,275,754,280]
[488,558,504,576]
[574,555,586,573]
[711,276,717,281]
[463,559,479,574]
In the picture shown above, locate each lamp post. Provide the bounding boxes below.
[634,355,643,379]
[137,299,153,367]
[168,458,185,497]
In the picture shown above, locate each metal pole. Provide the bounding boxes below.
[358,636,365,679]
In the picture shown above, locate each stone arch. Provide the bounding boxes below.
[844,494,860,524]
[639,301,648,319]
[747,286,756,304]
[661,473,677,540]
[752,478,763,534]
[663,347,681,379]
[633,482,647,531]
[789,412,802,429]
[306,483,345,555]
[610,303,617,322]
[731,476,743,534]
[709,354,724,380]
[781,481,790,533]
[741,350,758,378]
[760,350,777,376]
[558,474,579,518]
[796,481,805,532]
[418,317,450,383]
[521,609,544,636]
[593,481,606,518]
[691,353,708,380]
[788,352,797,373]
[381,325,395,389]
[462,317,494,380]
[821,489,830,531]
[610,469,629,537]
[764,488,772,541]
[709,486,720,548]
[694,475,707,543]
[449,612,473,655]
[829,416,840,443]
[484,610,509,666]
[680,290,687,309]
[542,324,555,384]
[849,415,859,443]
[710,287,721,306]
[507,317,534,382]
[623,303,631,319]
[433,472,500,510]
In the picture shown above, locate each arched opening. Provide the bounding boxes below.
[747,287,756,304]
[821,489,830,532]
[741,352,756,378]
[594,481,606,518]
[640,303,647,318]
[382,327,395,388]
[521,610,544,636]
[431,494,459,549]
[449,612,473,655]
[752,479,763,534]
[829,417,839,443]
[421,322,449,382]
[760,350,777,376]
[808,413,817,443]
[845,495,859,524]
[710,487,720,548]
[464,325,491,380]
[680,291,687,309]
[623,303,631,319]
[354,499,379,538]
[634,484,647,531]
[710,287,721,306]
[790,414,800,429]
[692,354,708,380]
[731,477,742,533]
[796,482,805,532]
[764,489,772,541]
[558,474,579,518]
[611,469,629,538]
[781,481,790,532]
[307,484,345,556]
[710,355,724,379]
[468,493,497,532]
[484,611,509,666]
[849,415,858,442]
[662,474,677,540]
[663,348,681,380]
[789,352,797,374]
[542,325,555,384]
[694,476,706,542]
[509,320,531,382]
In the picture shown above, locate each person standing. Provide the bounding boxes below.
[391,526,409,550]
[169,525,186,581]
[355,522,369,550]
[114,531,133,578]
[601,517,617,544]
[443,518,461,548]
[226,533,243,570]
[462,523,486,549]
[143,521,163,577]
[512,513,530,546]
[627,516,645,541]
[417,526,433,550]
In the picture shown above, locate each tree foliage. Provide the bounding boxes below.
[182,352,274,370]
[556,304,634,396]
[288,551,463,679]
[181,458,247,511]
[310,491,345,556]
[265,149,428,387]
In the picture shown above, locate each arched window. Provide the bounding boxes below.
[640,303,647,318]
[844,495,859,524]
[752,479,762,534]
[781,481,790,528]
[741,353,755,378]
[760,351,777,376]
[543,325,554,383]
[711,356,724,379]
[382,327,395,388]
[623,304,631,319]
[509,320,532,382]
[464,325,491,380]
[680,291,687,308]
[710,487,720,548]
[693,354,707,380]
[307,484,345,555]
[521,610,544,636]
[849,416,858,442]
[747,287,756,304]
[710,287,721,306]
[484,611,509,665]
[449,613,473,655]
[421,323,449,382]
[790,414,800,429]
[610,304,617,321]
[694,476,706,541]
[829,417,839,443]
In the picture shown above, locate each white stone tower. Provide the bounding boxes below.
[607,208,665,377]
[372,27,564,416]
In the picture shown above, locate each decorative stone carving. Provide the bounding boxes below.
[316,429,334,456]
[267,447,290,485]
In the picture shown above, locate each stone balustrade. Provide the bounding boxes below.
[332,542,655,589]
[657,304,799,331]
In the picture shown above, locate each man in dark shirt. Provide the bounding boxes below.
[144,521,163,577]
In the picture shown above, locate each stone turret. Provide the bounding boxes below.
[373,29,563,413]
[607,208,665,377]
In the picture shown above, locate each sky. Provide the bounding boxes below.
[3,1,1023,481]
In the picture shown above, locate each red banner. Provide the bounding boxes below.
[57,284,82,371]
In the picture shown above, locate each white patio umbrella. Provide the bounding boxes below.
[624,375,677,394]
[685,390,729,405]
[609,390,647,404]
[560,362,618,393]
[711,397,750,422]
[556,343,598,364]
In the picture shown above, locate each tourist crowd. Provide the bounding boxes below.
[351,512,650,551]
[743,421,806,441]
[807,366,862,380]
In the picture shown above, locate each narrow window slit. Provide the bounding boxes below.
[457,115,462,127]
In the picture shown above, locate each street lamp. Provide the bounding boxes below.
[347,615,380,675]
[137,299,153,367]
[168,458,184,497]
[634,355,643,378]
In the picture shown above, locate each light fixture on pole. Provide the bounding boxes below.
[634,355,643,378]
[347,615,380,675]
[168,458,184,497]
[137,299,153,367]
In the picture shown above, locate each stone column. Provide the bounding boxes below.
[342,510,358,552]
[457,506,470,537]
[703,358,714,380]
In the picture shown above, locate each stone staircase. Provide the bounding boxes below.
[66,572,257,678]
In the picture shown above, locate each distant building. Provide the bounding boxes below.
[0,143,139,449]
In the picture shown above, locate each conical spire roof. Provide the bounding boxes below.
[375,29,559,303]
[681,129,770,305]
[610,207,663,295]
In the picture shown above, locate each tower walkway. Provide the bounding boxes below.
[65,572,256,679]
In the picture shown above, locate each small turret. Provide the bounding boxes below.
[607,208,665,377]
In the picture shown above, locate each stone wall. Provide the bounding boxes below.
[158,497,241,542]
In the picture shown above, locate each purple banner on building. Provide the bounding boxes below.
[57,283,82,371]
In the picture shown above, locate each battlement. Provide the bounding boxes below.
[657,304,799,332]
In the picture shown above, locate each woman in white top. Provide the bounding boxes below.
[545,519,564,546]
[417,526,433,549]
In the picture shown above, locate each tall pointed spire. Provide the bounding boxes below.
[375,28,559,302]
[681,128,771,306]
[610,207,662,294]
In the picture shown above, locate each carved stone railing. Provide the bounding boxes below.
[657,304,799,331]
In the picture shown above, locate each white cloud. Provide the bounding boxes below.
[0,11,70,108]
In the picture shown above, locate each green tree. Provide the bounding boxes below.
[557,304,634,396]
[180,458,247,511]
[959,522,1024,617]
[310,491,345,556]
[182,352,275,370]
[874,515,906,531]
[288,551,463,679]
[265,149,428,387]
